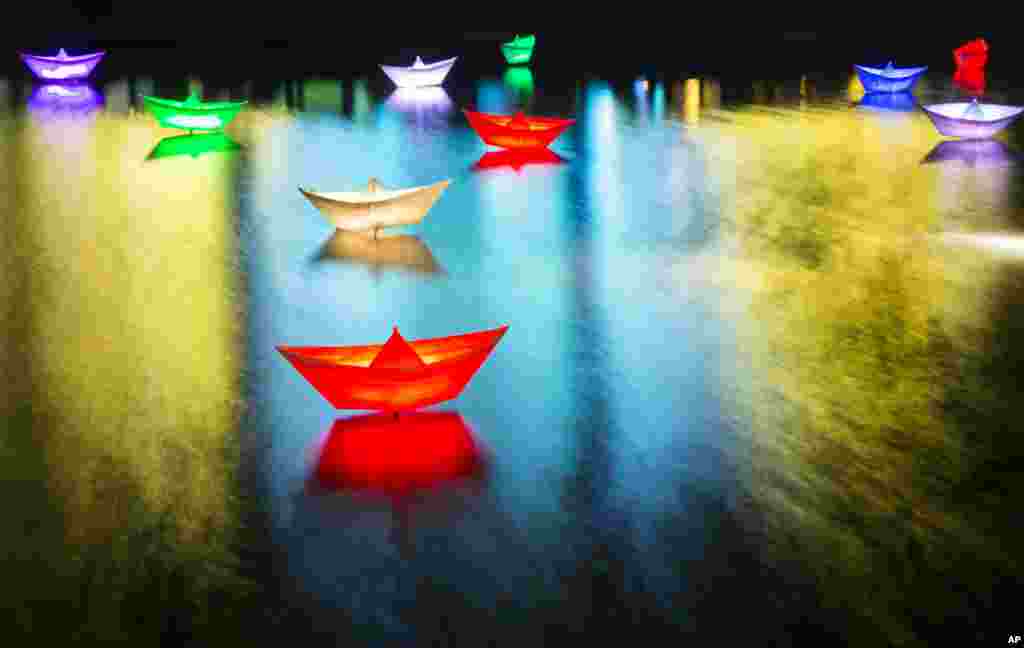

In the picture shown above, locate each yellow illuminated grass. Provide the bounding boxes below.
[703,104,1021,643]
[15,111,244,546]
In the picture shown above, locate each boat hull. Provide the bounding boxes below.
[501,44,534,65]
[464,110,574,149]
[853,65,926,93]
[851,66,925,94]
[922,103,1024,139]
[277,326,508,411]
[20,51,104,81]
[143,96,245,131]
[380,58,457,88]
[300,180,450,232]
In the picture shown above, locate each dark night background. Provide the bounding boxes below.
[2,16,1017,83]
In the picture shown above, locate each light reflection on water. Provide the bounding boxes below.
[1,71,1023,644]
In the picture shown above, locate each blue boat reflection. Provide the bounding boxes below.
[922,139,1019,167]
[857,91,916,112]
[27,83,103,117]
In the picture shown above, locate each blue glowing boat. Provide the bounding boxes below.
[854,62,927,93]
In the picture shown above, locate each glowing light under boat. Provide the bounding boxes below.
[167,115,224,129]
[40,64,89,79]
[941,233,1024,257]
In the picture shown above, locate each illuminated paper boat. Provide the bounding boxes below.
[27,83,103,116]
[277,325,508,411]
[922,139,1018,167]
[921,100,1024,139]
[315,229,444,275]
[501,34,536,65]
[20,49,105,81]
[143,92,246,131]
[146,132,241,160]
[309,411,487,496]
[954,39,988,71]
[299,178,451,235]
[853,62,927,93]
[464,109,575,149]
[954,65,985,96]
[857,91,916,112]
[472,148,566,172]
[380,56,457,88]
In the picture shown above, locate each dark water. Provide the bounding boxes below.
[2,66,1024,646]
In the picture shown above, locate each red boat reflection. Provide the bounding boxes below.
[954,39,987,96]
[278,325,508,412]
[464,109,574,149]
[309,411,488,497]
[472,148,567,172]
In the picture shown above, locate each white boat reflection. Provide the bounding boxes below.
[313,229,445,276]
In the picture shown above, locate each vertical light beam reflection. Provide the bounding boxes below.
[476,79,509,114]
[652,82,665,122]
[683,78,700,124]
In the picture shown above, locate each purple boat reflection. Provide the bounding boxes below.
[20,49,105,82]
[921,100,1024,138]
[384,87,455,128]
[922,139,1019,167]
[27,83,103,116]
[854,62,927,93]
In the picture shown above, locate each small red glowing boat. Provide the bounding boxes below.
[310,411,488,496]
[277,325,508,411]
[464,109,574,149]
[954,39,988,96]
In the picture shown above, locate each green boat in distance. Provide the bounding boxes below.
[501,34,535,65]
[143,92,246,132]
[146,132,242,160]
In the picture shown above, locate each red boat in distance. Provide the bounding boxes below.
[277,325,508,412]
[464,109,575,149]
[309,411,488,497]
[954,39,988,96]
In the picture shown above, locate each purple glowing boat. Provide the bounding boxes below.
[921,100,1024,139]
[19,49,105,82]
[853,62,927,93]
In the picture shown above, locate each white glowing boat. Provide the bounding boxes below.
[380,56,457,88]
[299,178,451,234]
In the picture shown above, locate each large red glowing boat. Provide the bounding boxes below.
[310,411,488,496]
[464,109,574,149]
[277,325,508,411]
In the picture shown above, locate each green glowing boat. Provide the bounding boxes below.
[143,92,246,132]
[501,34,535,65]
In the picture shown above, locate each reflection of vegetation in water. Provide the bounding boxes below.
[705,106,1022,644]
[1,114,252,642]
